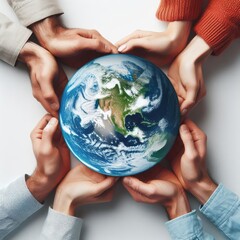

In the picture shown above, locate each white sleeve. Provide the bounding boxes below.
[7,0,63,27]
[0,13,32,66]
[40,208,83,240]
[0,176,43,240]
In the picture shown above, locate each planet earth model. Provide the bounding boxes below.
[60,54,180,176]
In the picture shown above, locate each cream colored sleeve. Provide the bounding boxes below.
[7,0,63,27]
[0,13,32,66]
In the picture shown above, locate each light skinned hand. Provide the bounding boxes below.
[170,119,217,204]
[18,42,68,117]
[123,165,190,219]
[30,16,118,68]
[168,35,212,115]
[53,164,118,216]
[27,114,70,203]
[116,21,191,66]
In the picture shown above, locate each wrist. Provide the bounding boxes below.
[30,16,63,49]
[188,177,218,205]
[166,21,192,43]
[165,188,191,220]
[181,35,212,63]
[26,170,54,203]
[53,188,75,216]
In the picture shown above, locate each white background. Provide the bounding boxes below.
[0,0,240,239]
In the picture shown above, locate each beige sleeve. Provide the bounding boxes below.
[0,13,32,66]
[7,0,63,27]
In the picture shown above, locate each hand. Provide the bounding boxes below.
[18,42,68,117]
[30,16,118,68]
[123,165,190,219]
[27,114,70,203]
[168,35,212,115]
[53,164,118,216]
[116,21,191,66]
[170,119,217,204]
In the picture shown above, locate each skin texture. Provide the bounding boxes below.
[123,165,191,220]
[30,16,118,68]
[168,36,212,115]
[116,21,192,67]
[170,120,218,204]
[26,114,70,203]
[53,164,118,216]
[18,42,68,117]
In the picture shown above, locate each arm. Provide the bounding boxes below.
[195,0,240,55]
[0,176,43,240]
[122,166,214,239]
[171,119,240,239]
[40,164,118,240]
[0,13,31,66]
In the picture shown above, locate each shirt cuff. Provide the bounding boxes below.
[1,175,43,223]
[40,208,83,240]
[7,0,63,26]
[166,210,204,239]
[200,183,240,227]
[156,0,203,22]
[0,13,32,66]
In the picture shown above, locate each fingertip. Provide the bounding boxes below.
[118,44,127,52]
[44,117,58,132]
[180,124,189,134]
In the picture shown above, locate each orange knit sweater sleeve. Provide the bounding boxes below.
[156,0,203,21]
[195,0,240,55]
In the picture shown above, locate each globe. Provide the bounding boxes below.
[60,54,180,176]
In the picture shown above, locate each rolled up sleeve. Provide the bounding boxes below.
[0,13,32,66]
[7,0,63,27]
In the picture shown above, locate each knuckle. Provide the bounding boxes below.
[42,91,54,101]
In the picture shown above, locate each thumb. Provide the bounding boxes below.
[42,118,58,147]
[179,124,198,159]
[94,177,118,196]
[123,177,154,198]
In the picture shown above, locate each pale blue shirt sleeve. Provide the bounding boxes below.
[166,210,215,240]
[200,183,240,240]
[0,176,43,240]
[40,208,83,240]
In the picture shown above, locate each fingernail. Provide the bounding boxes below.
[49,118,58,125]
[50,103,59,111]
[181,109,187,116]
[123,177,130,184]
[118,44,127,52]
[180,124,188,132]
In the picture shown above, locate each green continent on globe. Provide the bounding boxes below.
[99,76,148,136]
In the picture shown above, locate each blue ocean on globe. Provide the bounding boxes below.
[60,54,180,176]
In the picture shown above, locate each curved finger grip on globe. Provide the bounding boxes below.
[60,54,180,176]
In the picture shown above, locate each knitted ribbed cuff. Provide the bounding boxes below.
[195,9,238,55]
[156,0,203,21]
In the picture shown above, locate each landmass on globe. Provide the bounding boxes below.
[60,54,180,176]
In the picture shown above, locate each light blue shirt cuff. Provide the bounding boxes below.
[40,208,83,240]
[166,210,205,239]
[200,183,240,239]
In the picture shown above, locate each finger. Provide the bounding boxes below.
[115,30,150,48]
[40,80,59,112]
[41,117,59,147]
[184,119,207,157]
[123,177,155,198]
[82,38,113,53]
[117,38,148,53]
[30,114,52,141]
[179,124,198,159]
[94,177,118,196]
